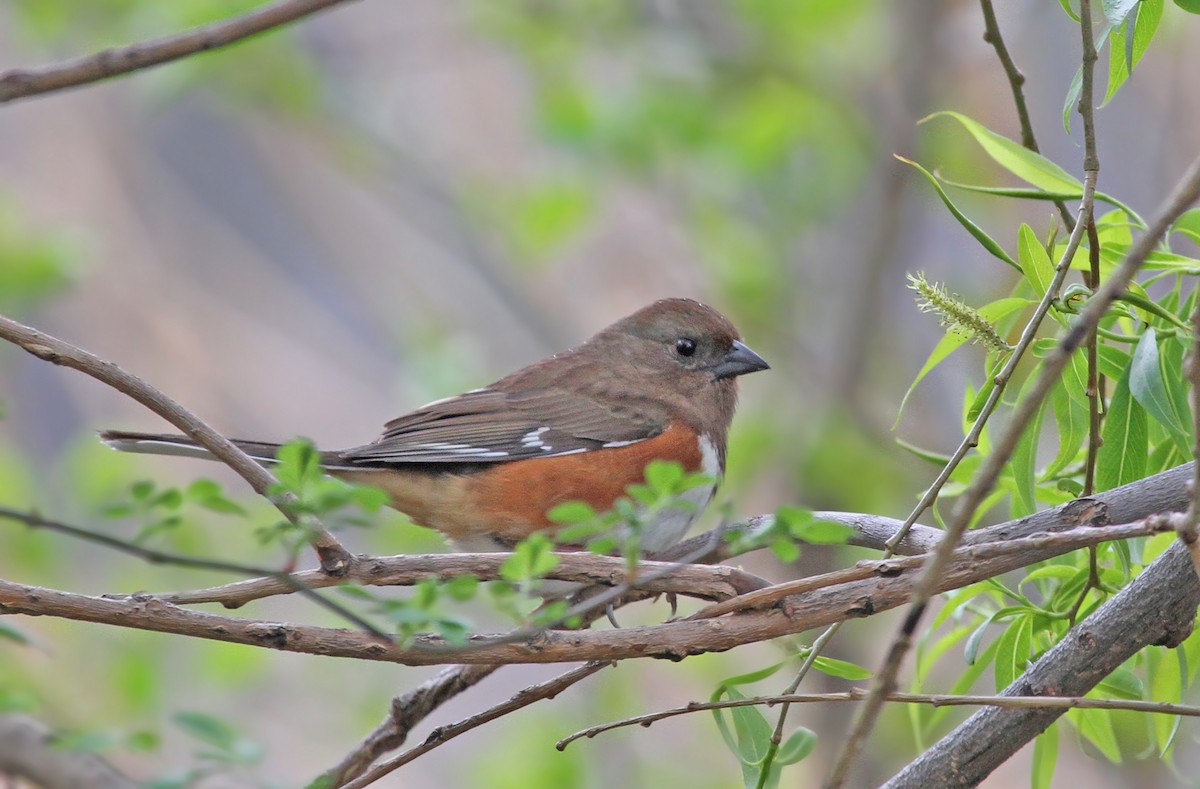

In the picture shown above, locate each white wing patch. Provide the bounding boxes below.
[405,442,509,458]
[521,427,553,452]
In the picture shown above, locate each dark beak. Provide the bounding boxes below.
[711,340,770,380]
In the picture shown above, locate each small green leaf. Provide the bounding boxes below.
[895,155,1019,270]
[994,614,1033,690]
[547,501,598,524]
[1017,224,1055,297]
[791,519,855,545]
[775,727,817,765]
[1129,330,1191,455]
[0,622,32,646]
[644,459,685,493]
[1096,352,1149,491]
[1176,0,1200,12]
[810,656,873,680]
[928,112,1082,193]
[1031,722,1059,789]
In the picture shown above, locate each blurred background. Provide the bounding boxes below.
[2,0,1199,786]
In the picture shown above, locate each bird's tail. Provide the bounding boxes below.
[100,430,288,464]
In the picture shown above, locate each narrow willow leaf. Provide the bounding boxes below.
[1129,330,1191,455]
[1017,224,1055,296]
[940,178,1144,225]
[1064,26,1111,132]
[1070,707,1123,763]
[1104,0,1163,106]
[1096,355,1149,491]
[927,112,1082,193]
[1031,723,1059,789]
[1102,0,1141,25]
[895,155,1019,270]
[1045,381,1088,478]
[1011,383,1048,518]
[994,614,1033,690]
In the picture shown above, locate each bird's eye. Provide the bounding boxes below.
[674,337,697,357]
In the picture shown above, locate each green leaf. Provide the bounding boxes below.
[895,155,1019,270]
[1017,224,1055,297]
[174,711,238,752]
[1176,0,1200,12]
[928,112,1082,193]
[1070,707,1122,763]
[1031,722,1059,789]
[994,614,1033,690]
[500,533,560,582]
[1102,0,1142,25]
[810,656,873,681]
[774,727,817,766]
[1103,0,1162,106]
[548,501,598,525]
[1045,381,1087,478]
[0,621,32,646]
[1095,353,1149,491]
[1150,647,1184,753]
[1063,63,1083,133]
[1129,330,1191,455]
[1010,388,1047,519]
[644,459,685,494]
[790,519,855,545]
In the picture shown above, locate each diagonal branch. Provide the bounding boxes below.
[885,540,1200,787]
[0,0,356,104]
[0,313,350,574]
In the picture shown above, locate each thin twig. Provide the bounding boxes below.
[0,0,356,104]
[0,314,350,573]
[826,170,1099,786]
[339,661,614,789]
[978,0,1075,229]
[556,688,1200,750]
[0,507,385,637]
[825,19,1200,787]
[158,552,768,607]
[0,518,1175,666]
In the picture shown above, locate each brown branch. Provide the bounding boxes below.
[0,516,1176,667]
[0,0,355,104]
[0,313,350,574]
[157,552,769,607]
[1184,261,1200,579]
[319,664,500,788]
[339,662,614,789]
[886,540,1200,787]
[558,687,1200,750]
[0,715,134,789]
[0,506,386,636]
[827,159,1100,789]
[827,63,1200,787]
[978,0,1075,229]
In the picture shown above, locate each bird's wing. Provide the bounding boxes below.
[337,387,665,465]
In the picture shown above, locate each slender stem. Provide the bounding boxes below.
[0,314,351,573]
[0,0,356,104]
[0,507,385,638]
[557,688,1200,750]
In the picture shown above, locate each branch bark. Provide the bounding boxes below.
[885,541,1200,788]
[0,0,356,104]
[0,313,350,574]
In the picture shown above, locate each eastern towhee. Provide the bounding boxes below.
[102,298,768,554]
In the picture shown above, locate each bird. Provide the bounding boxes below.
[101,298,769,556]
